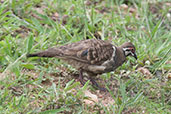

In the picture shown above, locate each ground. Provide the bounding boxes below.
[0,0,170,113]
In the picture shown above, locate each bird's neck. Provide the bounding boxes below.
[115,47,126,66]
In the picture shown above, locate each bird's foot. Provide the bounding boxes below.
[89,77,108,92]
[79,77,85,85]
[98,87,108,92]
[79,69,85,85]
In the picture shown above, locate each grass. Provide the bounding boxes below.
[0,0,170,113]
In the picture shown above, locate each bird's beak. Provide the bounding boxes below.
[133,52,137,60]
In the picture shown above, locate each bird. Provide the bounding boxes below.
[27,39,137,91]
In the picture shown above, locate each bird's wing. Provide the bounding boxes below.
[56,39,115,65]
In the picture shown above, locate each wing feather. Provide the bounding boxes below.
[56,39,114,65]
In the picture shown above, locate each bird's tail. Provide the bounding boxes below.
[27,48,63,58]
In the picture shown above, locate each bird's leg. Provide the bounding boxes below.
[89,77,108,92]
[79,69,85,85]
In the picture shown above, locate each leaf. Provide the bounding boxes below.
[151,19,163,39]
[76,80,89,97]
[120,81,127,102]
[0,11,12,23]
[64,80,80,92]
[21,63,35,69]
[81,80,89,91]
[128,91,143,106]
[64,79,74,89]
[31,17,43,32]
[40,107,68,114]
[152,49,171,71]
[162,64,171,70]
[26,35,34,53]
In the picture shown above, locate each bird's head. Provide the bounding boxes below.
[121,42,137,60]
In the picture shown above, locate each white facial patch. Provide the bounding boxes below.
[123,48,133,56]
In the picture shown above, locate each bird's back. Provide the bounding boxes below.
[27,39,123,75]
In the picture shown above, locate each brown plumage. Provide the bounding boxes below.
[27,39,137,91]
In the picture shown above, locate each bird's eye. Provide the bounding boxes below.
[129,48,134,52]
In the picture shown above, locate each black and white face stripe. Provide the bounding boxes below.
[121,42,137,60]
[123,47,135,57]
